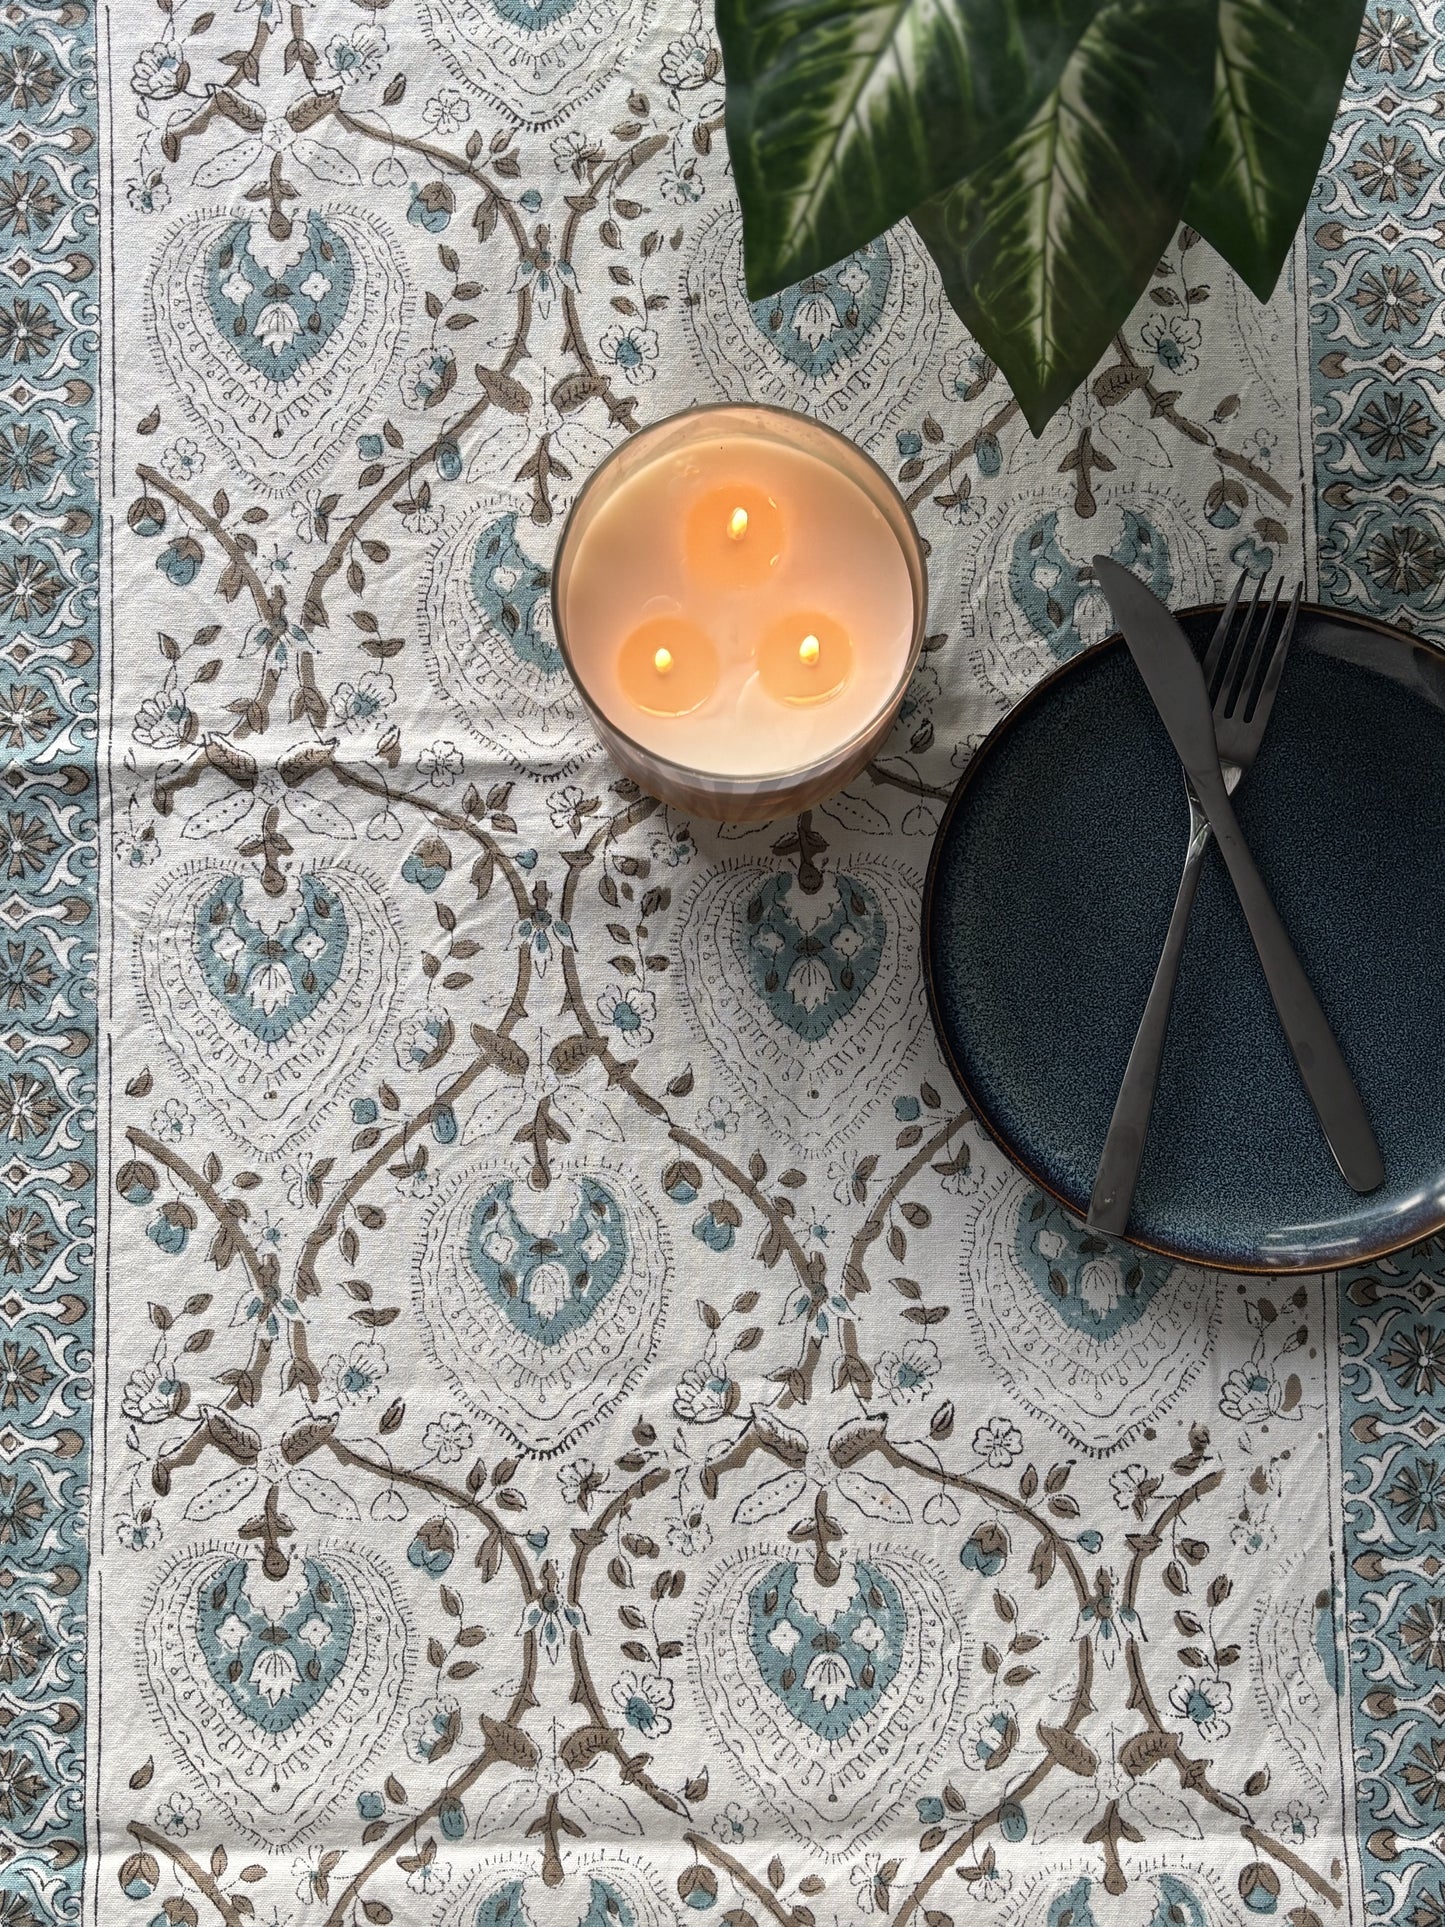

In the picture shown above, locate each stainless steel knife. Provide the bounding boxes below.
[1093,556,1384,1197]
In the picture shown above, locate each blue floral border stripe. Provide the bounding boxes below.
[0,0,97,1914]
[1311,9,1445,1918]
[1339,1256,1445,1924]
[1309,4,1445,630]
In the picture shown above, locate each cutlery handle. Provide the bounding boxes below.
[1202,780,1385,1195]
[1088,820,1210,1234]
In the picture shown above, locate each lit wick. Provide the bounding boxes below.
[653,646,674,675]
[798,634,820,666]
[727,506,749,542]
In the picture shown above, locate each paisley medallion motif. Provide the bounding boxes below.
[421,498,596,775]
[673,859,925,1151]
[136,861,400,1158]
[691,1547,965,1853]
[683,206,944,434]
[196,1555,355,1732]
[414,1158,668,1455]
[418,0,655,128]
[1249,1549,1341,1807]
[434,1854,681,1927]
[959,1161,1222,1456]
[1000,1866,1225,1927]
[959,483,1214,705]
[145,206,407,493]
[140,1541,410,1846]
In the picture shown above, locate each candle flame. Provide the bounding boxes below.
[653,647,673,675]
[727,506,749,542]
[798,634,820,665]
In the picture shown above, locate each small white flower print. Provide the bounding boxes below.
[598,322,659,386]
[1273,1799,1317,1842]
[332,671,394,733]
[417,740,464,788]
[701,1095,738,1138]
[1220,1364,1292,1425]
[666,1512,712,1557]
[1108,1462,1160,1516]
[551,129,597,174]
[548,784,591,831]
[422,1413,473,1465]
[1167,1671,1233,1743]
[612,1669,674,1736]
[154,1791,201,1837]
[253,300,300,358]
[659,31,715,90]
[126,176,170,215]
[596,983,657,1045]
[405,1694,460,1761]
[325,24,386,84]
[294,1844,330,1903]
[876,1338,940,1404]
[131,42,185,100]
[557,1457,603,1508]
[674,1362,734,1423]
[972,1416,1023,1469]
[849,1859,886,1915]
[423,89,471,135]
[121,1350,182,1424]
[711,1800,755,1845]
[323,1341,387,1405]
[150,1096,194,1142]
[289,492,326,543]
[133,690,193,751]
[160,437,205,482]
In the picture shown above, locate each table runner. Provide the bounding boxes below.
[3,4,1441,1924]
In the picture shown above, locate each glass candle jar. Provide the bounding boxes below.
[552,402,928,823]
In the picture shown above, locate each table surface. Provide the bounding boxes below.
[8,3,1440,1924]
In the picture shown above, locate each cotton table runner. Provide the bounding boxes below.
[1,5,1440,1926]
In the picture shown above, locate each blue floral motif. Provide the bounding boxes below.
[1009,509,1171,661]
[204,213,356,384]
[469,513,558,672]
[195,1557,354,1734]
[486,0,586,30]
[477,1878,638,1927]
[466,1177,629,1347]
[744,873,884,1044]
[749,242,891,380]
[194,874,348,1044]
[1013,1193,1173,1340]
[747,1560,904,1740]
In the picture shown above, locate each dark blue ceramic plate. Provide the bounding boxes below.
[923,604,1445,1273]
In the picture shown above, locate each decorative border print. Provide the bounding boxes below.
[0,1,97,1920]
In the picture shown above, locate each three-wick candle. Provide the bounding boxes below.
[552,404,926,821]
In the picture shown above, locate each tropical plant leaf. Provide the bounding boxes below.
[718,0,1104,298]
[1183,0,1367,300]
[910,0,1217,434]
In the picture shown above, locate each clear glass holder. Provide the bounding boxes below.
[551,402,928,825]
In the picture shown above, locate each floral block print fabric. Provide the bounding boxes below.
[4,3,1445,1927]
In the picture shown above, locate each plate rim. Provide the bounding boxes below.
[921,597,1445,1277]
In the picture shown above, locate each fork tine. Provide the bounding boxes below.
[1244,582,1302,729]
[1212,574,1265,708]
[1202,570,1247,682]
[1229,578,1283,716]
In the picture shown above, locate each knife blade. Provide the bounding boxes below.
[1093,556,1384,1197]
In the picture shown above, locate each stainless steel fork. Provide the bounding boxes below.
[1087,575,1303,1236]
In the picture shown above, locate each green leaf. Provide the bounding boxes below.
[910,0,1216,433]
[1183,0,1366,300]
[719,0,1104,297]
